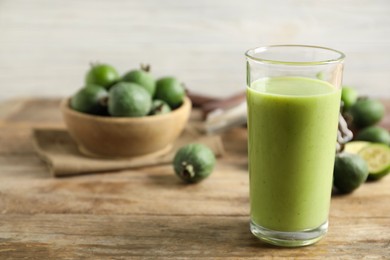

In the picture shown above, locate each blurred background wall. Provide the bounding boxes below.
[0,0,389,100]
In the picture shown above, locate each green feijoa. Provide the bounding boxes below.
[155,77,185,109]
[341,86,358,110]
[349,98,385,127]
[355,126,390,146]
[108,82,152,117]
[122,66,156,96]
[343,141,370,154]
[358,144,390,181]
[85,63,120,89]
[333,153,369,194]
[149,99,171,115]
[173,143,216,183]
[70,84,108,115]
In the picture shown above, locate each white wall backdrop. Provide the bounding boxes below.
[0,0,389,100]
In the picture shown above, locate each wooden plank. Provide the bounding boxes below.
[0,214,388,259]
[0,98,64,126]
[0,162,388,218]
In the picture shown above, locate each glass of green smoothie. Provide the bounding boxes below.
[245,45,345,247]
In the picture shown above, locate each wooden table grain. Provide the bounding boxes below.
[0,98,389,259]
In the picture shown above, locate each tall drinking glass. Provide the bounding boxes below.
[246,45,345,247]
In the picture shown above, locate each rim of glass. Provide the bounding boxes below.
[245,44,345,65]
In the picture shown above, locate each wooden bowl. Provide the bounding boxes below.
[61,97,192,157]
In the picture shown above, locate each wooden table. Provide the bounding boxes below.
[0,98,389,259]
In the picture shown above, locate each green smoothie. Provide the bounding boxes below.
[247,76,341,232]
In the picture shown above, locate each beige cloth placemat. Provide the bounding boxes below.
[32,127,224,177]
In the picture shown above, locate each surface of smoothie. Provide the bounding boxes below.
[247,76,341,232]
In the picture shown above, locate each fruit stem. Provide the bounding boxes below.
[181,162,195,179]
[140,63,151,72]
[155,103,164,113]
[99,96,109,107]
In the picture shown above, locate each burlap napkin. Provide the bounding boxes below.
[32,126,224,177]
